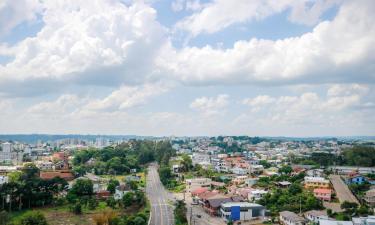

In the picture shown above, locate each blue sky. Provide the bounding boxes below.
[0,0,374,136]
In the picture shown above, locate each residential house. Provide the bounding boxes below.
[232,167,248,175]
[306,169,324,178]
[313,188,332,201]
[304,177,330,189]
[186,178,212,192]
[304,210,329,223]
[346,173,366,185]
[0,175,8,185]
[114,184,130,200]
[364,189,375,207]
[249,165,264,175]
[319,220,353,225]
[248,190,268,202]
[220,202,265,222]
[277,181,292,188]
[245,177,259,187]
[280,211,307,225]
[233,175,248,185]
[352,216,375,225]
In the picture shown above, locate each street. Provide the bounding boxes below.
[146,163,175,225]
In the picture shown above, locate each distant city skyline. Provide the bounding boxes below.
[0,0,374,136]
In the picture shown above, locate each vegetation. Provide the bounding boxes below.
[17,211,48,225]
[174,200,188,225]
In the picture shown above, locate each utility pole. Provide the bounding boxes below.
[299,196,302,214]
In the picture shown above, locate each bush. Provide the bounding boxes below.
[73,203,82,215]
[17,211,48,225]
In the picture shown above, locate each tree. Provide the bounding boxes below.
[106,197,117,209]
[107,179,120,194]
[279,165,293,175]
[22,163,40,179]
[122,192,134,208]
[288,183,302,195]
[159,166,172,185]
[127,180,138,191]
[0,211,9,225]
[133,216,146,225]
[180,154,193,172]
[18,211,48,225]
[70,179,93,196]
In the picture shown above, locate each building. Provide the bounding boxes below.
[313,188,332,201]
[248,190,268,202]
[364,189,375,207]
[345,174,366,185]
[304,177,330,189]
[114,184,130,200]
[0,175,8,185]
[279,211,306,225]
[220,202,265,222]
[186,178,212,192]
[232,167,248,175]
[304,210,329,223]
[352,216,375,225]
[319,219,353,225]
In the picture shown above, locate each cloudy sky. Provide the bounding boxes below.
[0,0,374,136]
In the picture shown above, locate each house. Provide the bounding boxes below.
[313,188,332,201]
[232,175,248,185]
[304,210,329,223]
[114,184,130,200]
[191,187,209,197]
[352,216,375,225]
[364,189,375,207]
[346,174,366,185]
[232,167,248,175]
[96,190,111,200]
[204,195,232,216]
[249,165,264,174]
[245,178,259,187]
[277,181,292,188]
[319,219,353,225]
[0,175,8,185]
[220,202,265,222]
[248,190,268,202]
[306,169,324,177]
[279,211,306,225]
[304,177,330,189]
[186,178,212,192]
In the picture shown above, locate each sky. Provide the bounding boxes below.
[0,0,374,137]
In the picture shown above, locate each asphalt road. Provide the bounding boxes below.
[329,175,359,204]
[146,163,175,225]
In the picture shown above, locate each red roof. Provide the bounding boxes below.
[192,187,208,196]
[313,188,332,194]
[40,171,74,181]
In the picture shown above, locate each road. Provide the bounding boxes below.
[329,175,359,204]
[146,163,175,225]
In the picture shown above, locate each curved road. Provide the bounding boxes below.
[146,163,175,225]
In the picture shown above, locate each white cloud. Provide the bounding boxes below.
[0,0,167,96]
[160,0,375,86]
[190,94,229,116]
[240,84,372,128]
[175,0,341,36]
[84,83,168,112]
[0,0,42,36]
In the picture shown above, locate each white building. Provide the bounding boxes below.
[319,220,353,225]
[220,202,265,222]
[192,153,210,166]
[0,175,8,185]
[304,210,329,223]
[352,216,375,225]
[1,142,12,152]
[280,211,306,225]
[231,167,248,175]
[248,190,268,202]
